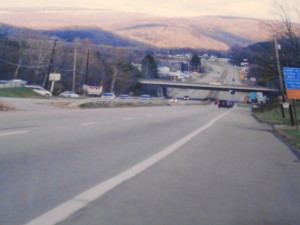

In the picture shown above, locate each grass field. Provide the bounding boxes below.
[0,87,41,98]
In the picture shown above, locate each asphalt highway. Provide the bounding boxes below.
[1,104,300,225]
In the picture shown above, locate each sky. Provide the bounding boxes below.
[0,0,299,21]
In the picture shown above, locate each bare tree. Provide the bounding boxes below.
[27,39,53,84]
[273,0,300,66]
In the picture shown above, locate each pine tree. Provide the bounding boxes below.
[141,55,158,79]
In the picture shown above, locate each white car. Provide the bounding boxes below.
[26,85,52,97]
[140,95,151,100]
[59,91,80,98]
[101,93,116,99]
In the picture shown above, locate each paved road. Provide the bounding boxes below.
[167,61,249,102]
[57,106,300,225]
[1,103,224,225]
[1,104,300,225]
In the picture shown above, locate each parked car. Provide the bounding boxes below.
[218,100,230,108]
[25,85,52,97]
[119,94,131,99]
[102,93,116,99]
[59,91,79,98]
[140,94,151,100]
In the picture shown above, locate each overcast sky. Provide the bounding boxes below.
[0,0,299,21]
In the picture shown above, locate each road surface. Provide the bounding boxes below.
[0,104,300,225]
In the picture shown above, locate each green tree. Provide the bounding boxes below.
[141,54,158,79]
[190,53,201,72]
[181,62,188,72]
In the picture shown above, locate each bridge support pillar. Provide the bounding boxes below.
[162,87,168,98]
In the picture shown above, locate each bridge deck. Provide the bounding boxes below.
[138,79,277,93]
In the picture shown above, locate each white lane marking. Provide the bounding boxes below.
[123,117,133,121]
[81,122,98,126]
[0,130,28,137]
[24,110,230,225]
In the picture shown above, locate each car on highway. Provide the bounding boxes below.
[140,94,151,100]
[102,93,116,99]
[119,94,131,99]
[217,100,230,108]
[169,98,179,104]
[227,101,234,108]
[183,96,190,100]
[25,85,52,97]
[59,91,80,98]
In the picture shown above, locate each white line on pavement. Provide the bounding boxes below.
[123,117,133,121]
[80,122,98,126]
[24,110,230,225]
[0,130,28,137]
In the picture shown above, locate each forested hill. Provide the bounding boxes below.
[0,7,296,50]
[0,24,150,48]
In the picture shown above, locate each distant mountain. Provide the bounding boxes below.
[0,7,294,50]
[0,24,149,48]
[41,28,149,47]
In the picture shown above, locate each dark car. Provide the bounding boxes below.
[227,101,234,108]
[183,96,190,100]
[218,100,230,108]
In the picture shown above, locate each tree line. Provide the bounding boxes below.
[0,34,164,96]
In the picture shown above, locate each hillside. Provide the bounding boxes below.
[0,7,291,50]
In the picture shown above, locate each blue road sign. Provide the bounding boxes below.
[283,67,300,90]
[283,67,300,99]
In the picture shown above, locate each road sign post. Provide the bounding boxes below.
[283,67,300,130]
[49,73,61,93]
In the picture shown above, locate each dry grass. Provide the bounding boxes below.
[50,102,79,109]
[0,102,15,111]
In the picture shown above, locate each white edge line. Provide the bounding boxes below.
[123,117,133,121]
[0,130,28,137]
[80,122,98,126]
[24,110,230,225]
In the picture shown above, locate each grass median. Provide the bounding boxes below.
[0,87,41,98]
[0,87,43,111]
[253,99,300,153]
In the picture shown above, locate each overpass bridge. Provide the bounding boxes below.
[138,79,278,95]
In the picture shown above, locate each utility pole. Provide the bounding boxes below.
[72,47,77,92]
[274,35,286,118]
[84,48,90,85]
[43,39,57,90]
[275,36,286,101]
